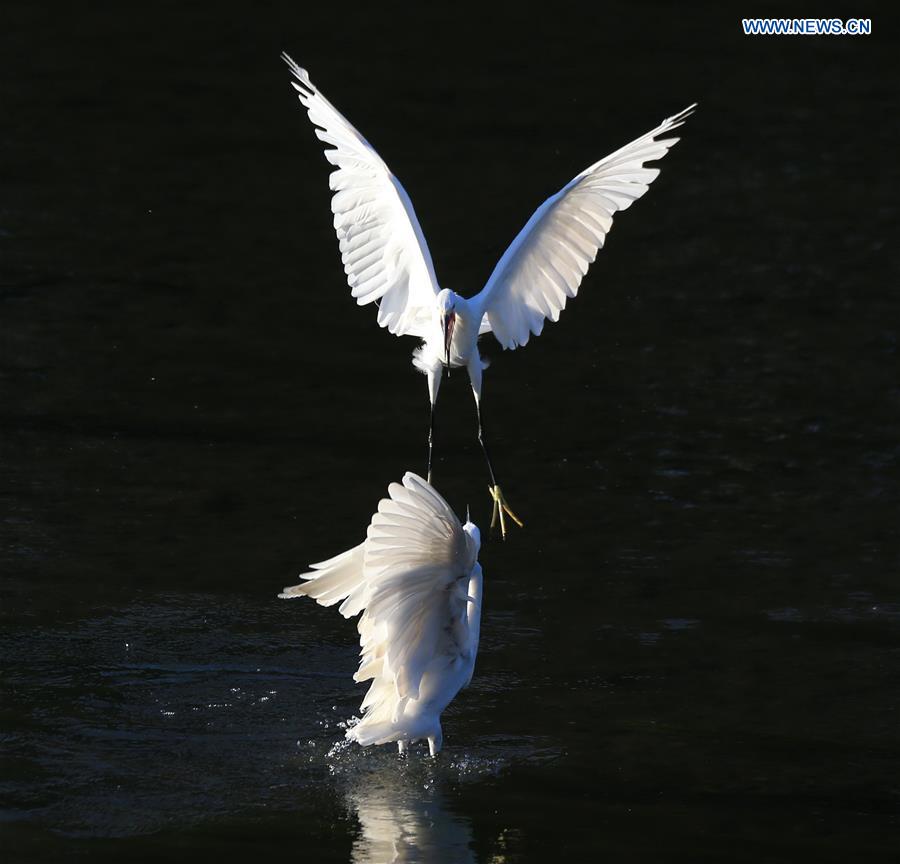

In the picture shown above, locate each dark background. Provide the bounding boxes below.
[2,2,898,861]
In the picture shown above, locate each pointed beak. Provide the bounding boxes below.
[442,311,456,369]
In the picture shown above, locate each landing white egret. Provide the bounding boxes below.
[279,472,482,757]
[283,53,694,536]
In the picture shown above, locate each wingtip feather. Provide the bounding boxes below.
[281,51,307,78]
[661,102,698,132]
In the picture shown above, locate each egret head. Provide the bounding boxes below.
[436,289,457,367]
[462,509,481,554]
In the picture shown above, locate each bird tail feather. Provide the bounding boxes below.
[347,718,401,746]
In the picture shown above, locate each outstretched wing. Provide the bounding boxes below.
[283,54,440,337]
[474,104,696,349]
[356,473,477,702]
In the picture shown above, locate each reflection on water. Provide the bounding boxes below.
[321,725,538,863]
[346,769,474,864]
[321,725,542,863]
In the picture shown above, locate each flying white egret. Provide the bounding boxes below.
[282,53,695,536]
[279,472,482,757]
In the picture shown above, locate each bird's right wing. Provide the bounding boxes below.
[283,54,440,337]
[473,105,695,349]
[355,473,477,701]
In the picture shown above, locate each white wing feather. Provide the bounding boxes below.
[278,543,366,610]
[283,54,440,337]
[359,473,474,702]
[475,104,696,349]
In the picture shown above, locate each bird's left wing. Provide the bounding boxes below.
[283,54,440,337]
[355,473,477,701]
[473,104,696,349]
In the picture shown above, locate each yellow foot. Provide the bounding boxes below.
[488,485,524,540]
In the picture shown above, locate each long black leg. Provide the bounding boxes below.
[474,398,498,488]
[474,393,523,536]
[427,400,435,484]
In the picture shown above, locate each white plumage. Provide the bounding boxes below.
[280,473,482,756]
[283,53,695,534]
[283,54,439,338]
[472,108,694,349]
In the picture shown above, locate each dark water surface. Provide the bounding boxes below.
[2,2,899,861]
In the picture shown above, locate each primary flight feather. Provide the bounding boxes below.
[283,52,695,535]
